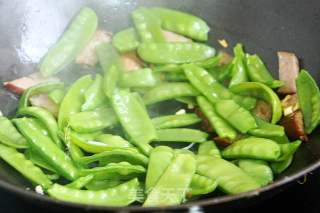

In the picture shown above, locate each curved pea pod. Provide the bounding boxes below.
[137,42,215,64]
[0,116,27,148]
[152,7,209,41]
[164,72,188,82]
[144,151,196,207]
[119,68,158,88]
[152,113,201,129]
[111,88,156,155]
[65,174,94,189]
[132,7,165,42]
[80,162,146,181]
[154,128,208,143]
[17,106,62,148]
[85,178,123,190]
[112,28,140,53]
[276,140,302,162]
[296,70,320,134]
[143,83,200,105]
[48,88,65,104]
[215,100,257,134]
[48,178,139,207]
[197,96,237,140]
[229,44,248,87]
[188,174,218,196]
[25,148,56,173]
[222,137,281,161]
[196,155,259,194]
[19,81,64,110]
[230,82,282,124]
[69,107,117,133]
[248,117,285,138]
[237,159,273,187]
[0,144,52,189]
[271,155,293,174]
[58,75,93,129]
[95,134,132,147]
[79,148,148,167]
[40,7,97,76]
[145,146,174,193]
[198,141,221,158]
[14,118,79,180]
[81,74,107,111]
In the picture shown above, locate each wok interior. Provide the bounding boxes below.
[0,0,320,206]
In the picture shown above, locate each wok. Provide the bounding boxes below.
[0,0,320,212]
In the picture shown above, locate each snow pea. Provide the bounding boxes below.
[237,159,273,187]
[222,137,281,161]
[0,116,27,148]
[215,100,257,134]
[164,72,188,82]
[229,44,248,87]
[0,143,52,189]
[19,81,64,111]
[40,7,97,76]
[296,70,320,134]
[271,155,293,174]
[230,82,282,124]
[69,107,117,133]
[152,7,210,41]
[48,88,65,104]
[85,178,123,190]
[151,113,201,129]
[18,106,62,148]
[132,7,165,42]
[137,42,215,64]
[154,128,208,143]
[25,148,56,173]
[198,141,221,158]
[188,174,218,196]
[58,75,93,129]
[175,97,197,109]
[144,151,196,206]
[112,28,140,53]
[248,117,285,138]
[143,83,200,105]
[145,146,174,193]
[276,140,301,162]
[82,74,107,111]
[196,155,260,194]
[119,68,158,88]
[197,96,237,139]
[65,174,94,189]
[95,134,132,148]
[14,118,79,180]
[111,88,156,155]
[48,178,139,207]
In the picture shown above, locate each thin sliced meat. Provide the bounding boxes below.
[281,111,308,141]
[76,30,112,66]
[121,51,144,72]
[277,51,299,94]
[281,94,299,116]
[29,93,59,117]
[213,137,233,148]
[252,100,272,122]
[162,30,192,43]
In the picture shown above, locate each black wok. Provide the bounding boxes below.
[0,0,320,212]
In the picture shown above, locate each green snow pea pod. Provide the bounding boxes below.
[222,137,281,161]
[188,174,218,196]
[237,159,273,187]
[14,118,79,180]
[164,72,188,82]
[48,178,139,207]
[230,82,282,124]
[95,134,132,148]
[112,28,140,53]
[111,88,156,155]
[48,88,65,104]
[58,75,93,129]
[271,155,293,174]
[143,83,200,105]
[69,107,117,133]
[246,54,283,88]
[198,141,221,158]
[153,64,183,73]
[0,144,52,189]
[248,116,285,138]
[197,96,237,140]
[196,155,260,194]
[132,7,165,42]
[19,81,64,110]
[144,151,196,206]
[25,148,56,173]
[154,128,208,143]
[276,140,301,162]
[80,162,146,181]
[175,97,197,109]
[82,74,107,111]
[229,44,248,87]
[18,106,62,148]
[0,116,27,148]
[296,70,320,134]
[65,174,94,189]
[210,63,234,82]
[145,146,174,193]
[137,42,215,64]
[40,7,97,76]
[215,100,257,134]
[119,68,158,88]
[151,113,201,129]
[152,7,210,41]
[85,178,123,190]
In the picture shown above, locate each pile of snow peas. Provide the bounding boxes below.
[1,6,320,207]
